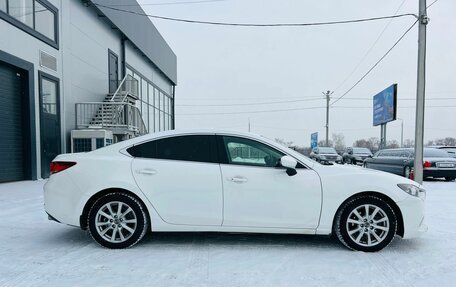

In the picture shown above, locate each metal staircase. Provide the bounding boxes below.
[75,75,147,141]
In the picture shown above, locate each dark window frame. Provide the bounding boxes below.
[0,0,58,49]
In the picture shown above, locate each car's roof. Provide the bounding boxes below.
[98,129,275,151]
[379,148,438,152]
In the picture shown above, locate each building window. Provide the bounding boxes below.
[0,0,58,48]
[0,0,7,12]
[126,65,174,134]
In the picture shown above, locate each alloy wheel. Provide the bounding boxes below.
[95,201,138,243]
[346,204,390,247]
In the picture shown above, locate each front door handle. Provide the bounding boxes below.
[227,176,248,183]
[136,169,157,175]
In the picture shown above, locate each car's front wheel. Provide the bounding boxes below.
[334,196,397,252]
[88,192,149,249]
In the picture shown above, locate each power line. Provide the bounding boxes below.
[338,97,456,101]
[177,105,456,116]
[427,0,440,9]
[107,0,226,6]
[92,3,417,27]
[330,19,419,106]
[176,98,323,107]
[332,0,407,93]
[178,106,327,115]
[176,97,456,107]
[178,96,322,101]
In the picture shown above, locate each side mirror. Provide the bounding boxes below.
[280,155,297,176]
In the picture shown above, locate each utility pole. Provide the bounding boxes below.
[323,91,333,147]
[398,118,404,148]
[414,0,428,184]
[248,117,251,132]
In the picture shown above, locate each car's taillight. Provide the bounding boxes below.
[423,161,432,168]
[50,161,76,174]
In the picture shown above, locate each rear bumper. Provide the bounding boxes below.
[423,168,456,178]
[44,172,82,227]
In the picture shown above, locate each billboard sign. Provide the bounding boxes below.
[311,132,318,149]
[373,84,397,126]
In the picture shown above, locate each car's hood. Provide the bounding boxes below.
[311,164,421,202]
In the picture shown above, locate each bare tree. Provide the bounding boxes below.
[353,137,380,152]
[275,138,294,148]
[431,137,456,146]
[318,139,333,147]
[332,133,345,152]
[403,139,414,148]
[386,140,400,149]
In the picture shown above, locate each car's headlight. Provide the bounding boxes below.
[397,184,426,200]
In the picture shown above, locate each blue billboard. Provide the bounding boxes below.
[311,132,318,149]
[373,84,397,126]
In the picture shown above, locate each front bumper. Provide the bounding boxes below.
[396,195,427,239]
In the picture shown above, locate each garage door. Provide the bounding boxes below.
[0,61,27,182]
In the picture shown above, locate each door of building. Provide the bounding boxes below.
[108,51,119,94]
[39,72,61,178]
[0,61,27,182]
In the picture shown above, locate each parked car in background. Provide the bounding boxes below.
[44,130,426,252]
[428,146,456,158]
[309,147,343,164]
[364,148,456,181]
[343,147,373,165]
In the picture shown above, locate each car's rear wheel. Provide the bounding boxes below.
[334,196,397,252]
[88,192,149,249]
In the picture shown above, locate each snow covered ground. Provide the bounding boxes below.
[0,180,455,287]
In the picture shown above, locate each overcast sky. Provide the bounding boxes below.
[139,0,456,147]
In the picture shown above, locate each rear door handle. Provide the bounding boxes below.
[136,169,157,175]
[227,176,248,183]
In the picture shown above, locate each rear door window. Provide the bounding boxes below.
[127,135,218,163]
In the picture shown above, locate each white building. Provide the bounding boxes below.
[0,0,177,182]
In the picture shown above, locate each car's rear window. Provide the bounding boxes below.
[424,149,450,158]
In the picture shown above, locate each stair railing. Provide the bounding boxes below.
[109,74,138,103]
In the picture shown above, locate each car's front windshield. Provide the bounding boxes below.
[353,148,372,154]
[319,147,337,154]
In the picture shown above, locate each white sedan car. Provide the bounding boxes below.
[44,130,426,252]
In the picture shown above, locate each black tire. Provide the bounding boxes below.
[88,192,149,249]
[334,196,397,252]
[445,177,455,182]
